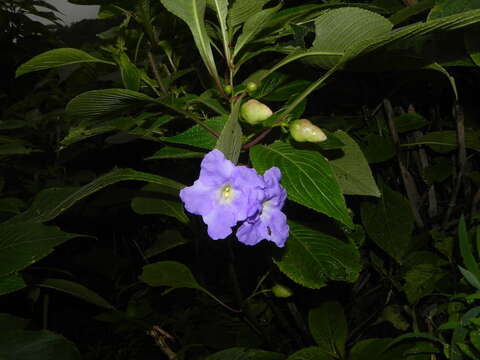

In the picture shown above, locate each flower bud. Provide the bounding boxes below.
[246,81,258,92]
[289,119,327,143]
[240,99,273,125]
[271,284,293,298]
[224,84,233,95]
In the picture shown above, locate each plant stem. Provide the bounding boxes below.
[148,51,168,96]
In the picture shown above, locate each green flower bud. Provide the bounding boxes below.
[224,84,233,95]
[271,284,293,298]
[240,99,273,125]
[289,119,327,143]
[246,81,258,93]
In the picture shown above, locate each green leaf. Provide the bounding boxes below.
[389,0,435,25]
[309,302,347,358]
[0,273,26,296]
[160,0,219,80]
[207,0,230,62]
[287,347,337,360]
[117,53,141,91]
[0,314,29,331]
[403,263,447,303]
[0,330,81,359]
[206,347,285,360]
[250,141,352,227]
[216,101,242,163]
[145,146,204,160]
[273,222,361,289]
[329,131,380,197]
[15,48,114,77]
[0,198,26,215]
[428,0,480,20]
[394,113,429,133]
[162,116,226,150]
[233,3,282,58]
[131,183,189,224]
[458,216,480,281]
[362,134,395,164]
[465,25,480,66]
[361,182,414,264]
[309,7,393,69]
[139,261,214,297]
[8,168,184,225]
[65,89,155,121]
[144,230,190,258]
[228,0,271,28]
[404,130,480,153]
[459,266,480,290]
[423,157,453,185]
[37,278,115,310]
[0,223,79,277]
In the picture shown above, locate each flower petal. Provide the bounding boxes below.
[179,180,216,216]
[199,149,234,186]
[203,204,238,240]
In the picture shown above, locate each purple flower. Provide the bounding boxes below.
[180,149,264,240]
[236,167,289,248]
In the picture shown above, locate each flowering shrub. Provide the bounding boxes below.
[180,149,288,247]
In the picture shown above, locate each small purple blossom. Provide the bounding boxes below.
[180,149,264,240]
[236,167,289,248]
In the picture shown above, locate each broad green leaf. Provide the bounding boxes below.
[389,0,435,25]
[0,223,79,277]
[0,330,81,359]
[144,230,190,258]
[329,131,380,197]
[287,347,337,360]
[0,314,29,331]
[428,0,480,20]
[378,305,410,331]
[274,222,361,289]
[16,48,114,77]
[350,339,392,360]
[65,89,155,121]
[262,80,312,101]
[216,101,242,164]
[233,3,282,58]
[458,216,480,281]
[361,182,414,264]
[425,62,458,101]
[309,302,347,358]
[423,157,453,185]
[394,113,429,133]
[139,261,217,298]
[309,7,393,69]
[249,72,289,99]
[403,130,480,152]
[162,116,226,150]
[228,0,270,28]
[0,273,26,296]
[250,141,352,227]
[37,278,115,310]
[145,146,204,160]
[206,347,285,360]
[160,0,219,80]
[131,183,189,224]
[403,263,447,303]
[8,168,184,225]
[362,134,395,164]
[0,198,26,215]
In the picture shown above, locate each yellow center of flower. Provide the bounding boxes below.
[219,184,234,204]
